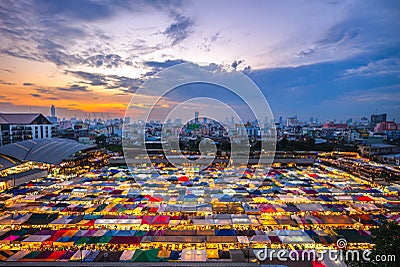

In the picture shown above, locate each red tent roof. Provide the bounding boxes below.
[47,251,67,260]
[109,236,142,245]
[312,260,326,267]
[357,195,374,202]
[178,176,189,182]
[259,204,277,213]
[141,215,170,225]
[152,215,170,225]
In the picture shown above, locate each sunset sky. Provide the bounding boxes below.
[0,0,399,122]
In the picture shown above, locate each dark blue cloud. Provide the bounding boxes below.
[324,2,398,47]
[65,71,108,86]
[57,84,89,92]
[35,0,114,21]
[144,59,186,69]
[248,50,400,122]
[35,88,53,94]
[66,70,144,93]
[23,82,35,86]
[0,0,191,66]
[163,15,194,45]
[231,60,244,69]
[84,54,127,68]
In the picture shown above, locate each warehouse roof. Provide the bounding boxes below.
[0,138,95,165]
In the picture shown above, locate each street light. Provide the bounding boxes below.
[247,245,251,263]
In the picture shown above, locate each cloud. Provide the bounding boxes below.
[284,1,400,68]
[144,59,186,72]
[317,26,359,46]
[84,54,128,68]
[345,57,400,76]
[296,48,318,57]
[1,68,14,73]
[231,60,244,69]
[197,32,224,52]
[106,75,143,93]
[0,79,15,85]
[35,88,53,94]
[23,82,35,86]
[35,0,114,21]
[0,0,190,68]
[65,71,108,86]
[247,49,400,121]
[45,97,59,100]
[66,70,144,93]
[163,15,194,45]
[30,93,41,98]
[57,84,89,92]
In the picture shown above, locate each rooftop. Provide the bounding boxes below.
[0,113,51,125]
[0,138,96,165]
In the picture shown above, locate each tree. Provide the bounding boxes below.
[369,219,400,266]
[347,219,400,267]
[95,134,107,145]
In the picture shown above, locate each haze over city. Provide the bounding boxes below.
[0,0,399,122]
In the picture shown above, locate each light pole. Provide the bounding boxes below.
[247,245,251,263]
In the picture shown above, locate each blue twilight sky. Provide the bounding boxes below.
[0,0,399,122]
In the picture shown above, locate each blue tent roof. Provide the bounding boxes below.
[216,229,236,236]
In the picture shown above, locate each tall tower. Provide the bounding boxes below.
[194,111,199,124]
[51,105,55,117]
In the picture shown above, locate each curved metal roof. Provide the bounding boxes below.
[0,138,96,165]
[0,154,22,170]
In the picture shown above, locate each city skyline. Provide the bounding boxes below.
[0,0,399,122]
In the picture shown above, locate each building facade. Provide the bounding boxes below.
[0,113,55,146]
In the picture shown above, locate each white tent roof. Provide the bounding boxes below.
[6,250,30,261]
[49,216,73,225]
[296,203,325,212]
[120,250,136,261]
[22,235,51,243]
[70,250,91,261]
[181,249,207,262]
[92,229,109,237]
[250,235,271,243]
[237,236,250,244]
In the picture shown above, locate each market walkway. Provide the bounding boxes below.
[0,262,259,267]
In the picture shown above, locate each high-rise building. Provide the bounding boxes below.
[194,111,199,124]
[48,104,57,124]
[278,116,283,128]
[124,116,131,124]
[286,116,298,127]
[51,105,55,117]
[370,113,386,127]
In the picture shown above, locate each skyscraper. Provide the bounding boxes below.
[51,105,55,117]
[194,111,199,124]
[48,104,57,124]
[370,113,386,127]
